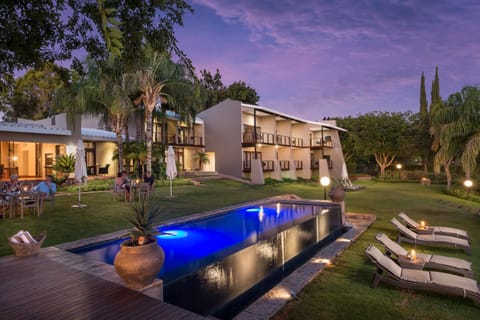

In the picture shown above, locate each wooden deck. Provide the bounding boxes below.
[0,254,205,320]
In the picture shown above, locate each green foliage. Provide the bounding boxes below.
[199,69,260,109]
[125,200,162,243]
[193,151,210,169]
[420,72,428,114]
[6,62,71,120]
[337,112,413,177]
[52,154,76,174]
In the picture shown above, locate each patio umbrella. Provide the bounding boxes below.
[341,161,352,187]
[166,146,177,198]
[72,139,88,208]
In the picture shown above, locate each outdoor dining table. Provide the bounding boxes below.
[0,191,43,219]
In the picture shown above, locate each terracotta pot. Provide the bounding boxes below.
[114,238,165,290]
[329,187,346,202]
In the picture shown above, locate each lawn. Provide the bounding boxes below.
[1,179,479,319]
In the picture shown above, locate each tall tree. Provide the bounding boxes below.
[5,62,70,120]
[337,112,412,178]
[224,81,260,105]
[132,47,200,173]
[0,1,73,76]
[200,69,225,109]
[420,72,428,115]
[68,0,194,74]
[432,85,480,180]
[430,66,441,112]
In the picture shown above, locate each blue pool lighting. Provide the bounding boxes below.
[71,200,344,319]
[157,230,189,239]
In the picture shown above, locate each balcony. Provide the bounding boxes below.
[154,134,204,147]
[310,136,333,150]
[242,131,304,148]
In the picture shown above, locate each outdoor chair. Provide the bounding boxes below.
[112,183,128,201]
[365,244,480,305]
[375,233,473,277]
[391,217,471,255]
[137,182,151,202]
[18,191,42,219]
[98,164,110,175]
[398,212,469,240]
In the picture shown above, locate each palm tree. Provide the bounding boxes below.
[431,85,480,185]
[193,151,210,171]
[131,46,202,173]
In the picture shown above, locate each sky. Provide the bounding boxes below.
[173,0,480,120]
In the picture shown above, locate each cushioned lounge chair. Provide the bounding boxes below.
[398,212,469,240]
[375,233,473,277]
[391,218,471,255]
[365,244,480,305]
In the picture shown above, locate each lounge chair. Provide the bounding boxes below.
[391,218,471,255]
[375,233,473,277]
[365,244,480,305]
[398,212,469,240]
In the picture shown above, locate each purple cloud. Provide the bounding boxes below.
[176,0,480,118]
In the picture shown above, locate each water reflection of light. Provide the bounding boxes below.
[205,264,226,288]
[258,206,264,222]
[156,230,188,239]
[311,257,331,265]
[246,207,260,212]
[257,242,275,259]
[276,203,281,217]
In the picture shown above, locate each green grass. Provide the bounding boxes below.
[1,179,480,319]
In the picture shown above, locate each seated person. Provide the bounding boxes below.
[115,171,130,200]
[143,171,155,191]
[4,174,20,193]
[34,175,57,199]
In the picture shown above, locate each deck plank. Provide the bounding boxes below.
[0,254,205,320]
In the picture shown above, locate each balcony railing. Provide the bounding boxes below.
[310,136,333,149]
[154,134,203,146]
[242,131,304,147]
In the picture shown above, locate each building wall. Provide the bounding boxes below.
[199,100,243,178]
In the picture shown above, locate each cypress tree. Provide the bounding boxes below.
[430,66,441,112]
[420,72,428,115]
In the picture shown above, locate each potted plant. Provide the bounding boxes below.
[328,178,346,202]
[114,200,165,290]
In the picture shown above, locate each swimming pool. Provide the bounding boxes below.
[71,199,344,318]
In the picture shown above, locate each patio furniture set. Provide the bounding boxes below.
[366,212,479,305]
[0,182,53,219]
[112,181,153,202]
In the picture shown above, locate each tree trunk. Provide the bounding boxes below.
[145,110,153,174]
[374,153,396,178]
[116,131,124,173]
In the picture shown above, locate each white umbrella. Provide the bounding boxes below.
[72,139,88,208]
[341,161,352,187]
[166,146,177,198]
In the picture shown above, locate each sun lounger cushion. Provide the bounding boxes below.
[401,269,430,283]
[417,234,469,247]
[428,255,472,272]
[429,271,479,294]
[366,244,401,278]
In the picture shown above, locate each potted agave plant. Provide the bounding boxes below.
[114,200,165,290]
[328,178,346,202]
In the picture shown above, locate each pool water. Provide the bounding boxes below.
[71,200,343,318]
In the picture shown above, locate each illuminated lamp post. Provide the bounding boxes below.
[464,179,473,199]
[320,176,331,200]
[396,163,402,179]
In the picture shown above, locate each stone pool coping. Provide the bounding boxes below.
[41,195,375,319]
